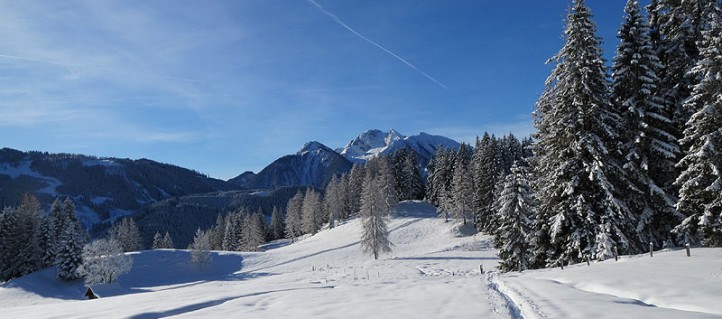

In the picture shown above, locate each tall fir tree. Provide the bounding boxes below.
[109,217,142,252]
[162,231,175,249]
[495,163,535,272]
[533,0,638,265]
[209,214,226,250]
[376,156,399,216]
[360,174,392,260]
[613,0,682,248]
[648,0,711,139]
[38,214,56,268]
[472,133,501,232]
[301,188,322,235]
[347,164,366,215]
[269,206,285,240]
[674,2,722,246]
[324,176,343,229]
[284,191,304,242]
[56,220,83,280]
[152,232,165,249]
[243,212,266,251]
[452,152,473,225]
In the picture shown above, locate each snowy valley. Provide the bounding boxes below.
[1,202,719,319]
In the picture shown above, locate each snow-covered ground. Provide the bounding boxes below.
[1,201,720,318]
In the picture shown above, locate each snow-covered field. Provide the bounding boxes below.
[1,201,720,318]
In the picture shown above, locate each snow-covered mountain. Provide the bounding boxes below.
[229,141,352,190]
[337,129,460,165]
[0,148,238,228]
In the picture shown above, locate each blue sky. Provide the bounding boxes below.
[1,0,647,180]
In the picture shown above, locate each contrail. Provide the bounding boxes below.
[307,0,448,90]
[0,54,67,66]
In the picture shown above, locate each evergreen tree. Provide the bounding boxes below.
[452,152,473,225]
[613,0,681,248]
[243,212,266,251]
[152,232,165,249]
[55,220,83,280]
[425,147,442,205]
[347,164,366,214]
[0,206,21,281]
[649,0,711,139]
[360,174,392,260]
[376,156,398,216]
[472,133,501,232]
[269,206,285,240]
[339,173,352,219]
[324,176,343,229]
[284,191,304,242]
[495,163,535,272]
[393,148,424,201]
[301,188,322,235]
[222,213,236,251]
[533,0,638,264]
[162,231,175,249]
[38,214,56,268]
[0,195,44,281]
[209,214,225,250]
[675,2,722,246]
[109,217,142,252]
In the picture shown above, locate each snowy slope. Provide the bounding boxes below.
[1,201,720,318]
[338,129,460,164]
[494,248,722,318]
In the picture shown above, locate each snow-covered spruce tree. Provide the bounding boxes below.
[393,148,425,201]
[376,156,399,217]
[78,238,132,286]
[56,219,84,281]
[425,147,441,205]
[360,174,392,260]
[243,212,265,251]
[284,191,304,242]
[472,133,501,233]
[648,0,711,140]
[533,0,638,265]
[209,214,226,250]
[301,188,322,235]
[495,162,535,272]
[347,164,366,215]
[452,151,473,225]
[38,213,56,268]
[675,2,722,246]
[0,195,44,281]
[269,206,285,240]
[429,148,456,222]
[0,206,21,281]
[109,217,142,252]
[190,228,212,270]
[613,0,682,248]
[162,231,175,249]
[324,175,343,229]
[152,232,165,249]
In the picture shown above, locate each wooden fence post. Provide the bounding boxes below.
[686,243,691,257]
[649,242,654,257]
